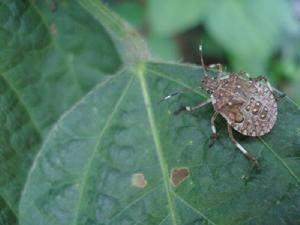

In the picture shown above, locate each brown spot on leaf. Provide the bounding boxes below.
[170,167,189,187]
[131,173,147,188]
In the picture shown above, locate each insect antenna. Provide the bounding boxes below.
[160,87,199,102]
[199,42,208,77]
[160,42,206,103]
[160,90,182,102]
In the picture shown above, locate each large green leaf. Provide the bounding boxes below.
[0,0,146,224]
[19,60,300,225]
[1,0,300,225]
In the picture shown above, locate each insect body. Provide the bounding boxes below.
[161,46,283,167]
[204,74,277,137]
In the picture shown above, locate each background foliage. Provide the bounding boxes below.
[109,0,300,103]
[0,0,300,225]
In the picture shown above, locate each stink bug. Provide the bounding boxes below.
[161,45,284,167]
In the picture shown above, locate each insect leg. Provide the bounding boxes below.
[238,70,250,78]
[209,112,219,148]
[160,86,200,102]
[208,64,223,73]
[174,98,211,114]
[251,75,270,87]
[227,124,259,168]
[251,75,285,101]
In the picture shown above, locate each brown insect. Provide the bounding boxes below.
[161,45,284,167]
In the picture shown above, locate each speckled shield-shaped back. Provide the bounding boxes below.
[212,75,277,137]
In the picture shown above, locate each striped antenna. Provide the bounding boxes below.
[199,42,208,77]
[159,86,199,103]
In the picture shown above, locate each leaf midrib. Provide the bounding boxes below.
[136,63,178,225]
[78,0,149,63]
[136,63,217,225]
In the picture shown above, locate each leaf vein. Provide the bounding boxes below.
[0,195,18,220]
[137,65,178,225]
[258,137,300,183]
[0,74,42,136]
[20,70,123,207]
[172,192,218,225]
[147,68,206,98]
[107,182,162,224]
[72,75,135,225]
[157,213,170,225]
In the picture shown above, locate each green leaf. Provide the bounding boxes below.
[110,2,145,29]
[20,59,300,224]
[0,0,146,223]
[1,0,300,225]
[147,0,210,36]
[0,196,17,225]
